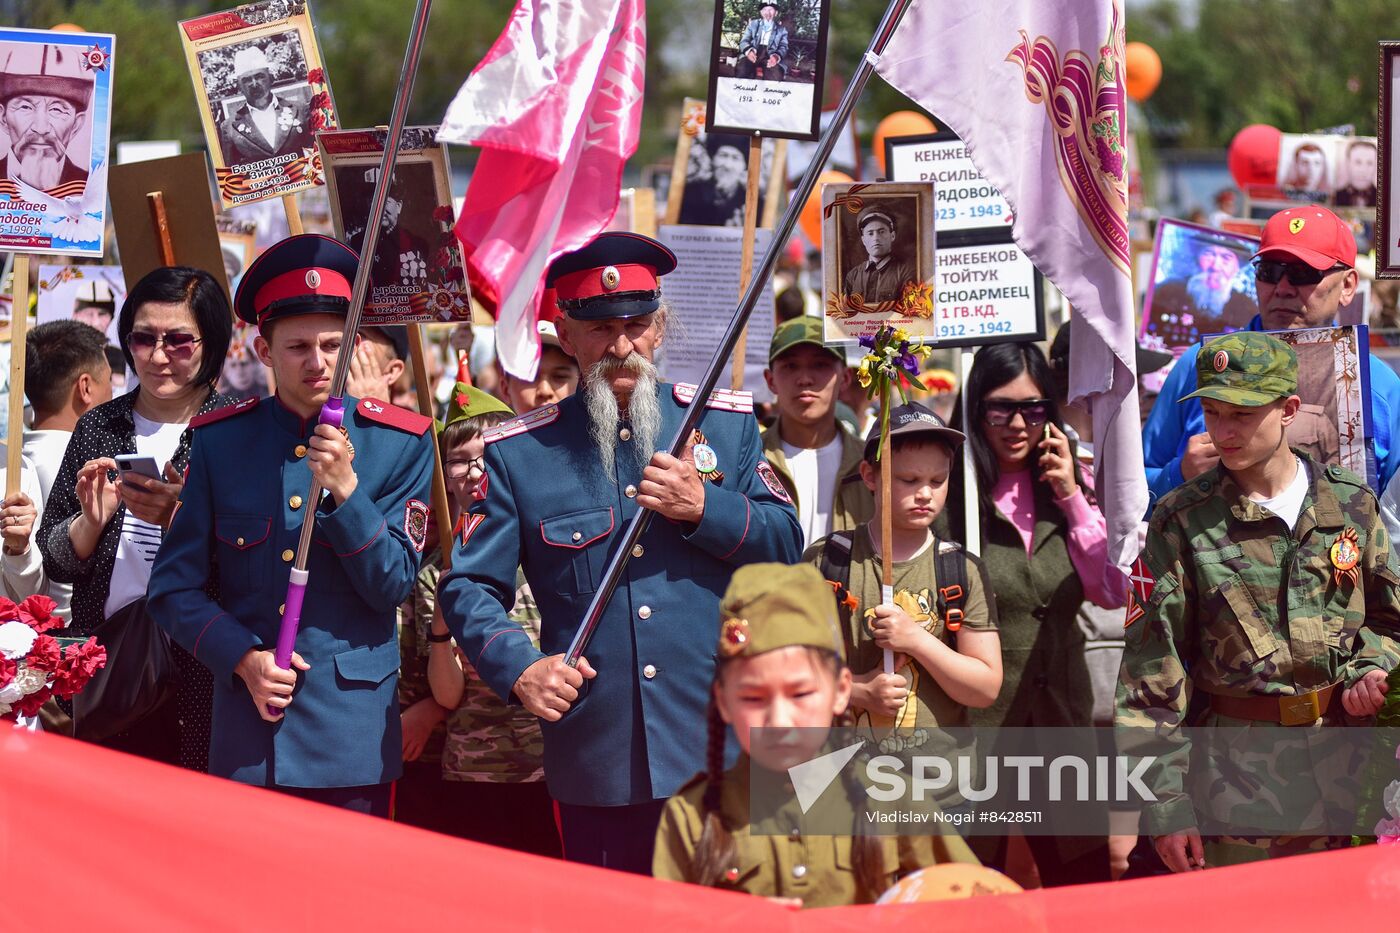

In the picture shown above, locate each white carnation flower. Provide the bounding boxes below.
[0,620,36,659]
[1384,780,1400,820]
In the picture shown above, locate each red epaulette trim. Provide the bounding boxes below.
[672,383,754,413]
[484,404,561,444]
[190,396,259,428]
[357,397,432,435]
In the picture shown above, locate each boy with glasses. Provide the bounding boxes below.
[1142,206,1400,505]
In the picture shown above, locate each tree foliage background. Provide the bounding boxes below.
[7,0,920,175]
[1128,0,1396,147]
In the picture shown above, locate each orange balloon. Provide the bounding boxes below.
[1124,41,1162,102]
[50,23,87,33]
[800,170,854,247]
[872,111,937,176]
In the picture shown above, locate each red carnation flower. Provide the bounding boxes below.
[25,634,61,672]
[13,685,52,718]
[17,594,62,632]
[306,68,325,85]
[310,91,331,111]
[51,637,107,699]
[0,657,15,689]
[0,596,18,623]
[433,205,455,224]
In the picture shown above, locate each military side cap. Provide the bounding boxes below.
[863,400,965,461]
[769,315,842,365]
[444,382,512,429]
[718,563,843,659]
[1182,332,1297,407]
[235,234,359,327]
[546,232,677,321]
[856,205,896,232]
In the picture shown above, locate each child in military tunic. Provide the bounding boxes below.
[1118,332,1400,871]
[652,562,976,907]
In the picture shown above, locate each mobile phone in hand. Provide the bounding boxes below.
[114,454,162,480]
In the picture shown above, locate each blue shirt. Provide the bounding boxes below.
[1142,315,1400,507]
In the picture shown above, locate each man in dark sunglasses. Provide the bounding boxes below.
[1142,205,1400,507]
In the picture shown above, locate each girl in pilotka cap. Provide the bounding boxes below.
[652,562,976,907]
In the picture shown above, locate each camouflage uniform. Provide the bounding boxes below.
[413,561,546,782]
[1116,332,1400,866]
[397,556,447,765]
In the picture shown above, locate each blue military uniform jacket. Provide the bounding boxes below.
[148,395,434,788]
[438,383,803,807]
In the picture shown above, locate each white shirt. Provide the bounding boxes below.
[104,414,186,619]
[247,99,280,146]
[781,434,843,549]
[758,22,773,46]
[1251,456,1309,532]
[21,428,72,619]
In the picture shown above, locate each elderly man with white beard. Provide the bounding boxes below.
[438,232,802,874]
[0,42,93,193]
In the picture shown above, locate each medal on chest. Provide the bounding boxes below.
[1330,527,1361,587]
[691,429,724,483]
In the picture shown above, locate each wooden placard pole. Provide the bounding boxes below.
[406,324,453,564]
[878,381,894,674]
[282,193,305,236]
[6,255,30,497]
[146,192,177,265]
[730,135,764,392]
[960,347,981,558]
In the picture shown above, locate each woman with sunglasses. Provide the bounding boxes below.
[944,341,1125,887]
[40,266,234,768]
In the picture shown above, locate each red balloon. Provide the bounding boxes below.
[1227,124,1281,189]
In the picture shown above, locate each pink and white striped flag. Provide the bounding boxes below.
[876,0,1146,570]
[439,0,645,379]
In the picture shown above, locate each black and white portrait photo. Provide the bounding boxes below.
[706,0,829,140]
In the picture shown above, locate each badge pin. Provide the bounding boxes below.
[600,265,621,291]
[1330,527,1361,587]
[719,617,749,657]
[1213,350,1229,372]
[693,443,719,475]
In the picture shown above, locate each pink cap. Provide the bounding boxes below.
[1251,206,1356,270]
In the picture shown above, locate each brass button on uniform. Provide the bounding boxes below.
[295,444,307,458]
[643,664,657,679]
[289,495,304,510]
[624,484,637,498]
[235,537,245,546]
[571,531,583,543]
[619,427,632,441]
[792,865,807,879]
[281,549,294,562]
[278,603,285,616]
[638,605,652,620]
[789,828,801,840]
[631,544,644,558]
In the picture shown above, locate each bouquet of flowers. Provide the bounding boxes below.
[1352,665,1400,845]
[855,325,933,460]
[0,595,107,724]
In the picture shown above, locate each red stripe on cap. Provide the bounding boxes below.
[553,263,657,304]
[253,267,353,325]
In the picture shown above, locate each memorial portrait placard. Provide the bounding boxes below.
[180,0,337,209]
[885,131,1014,242]
[1141,218,1259,354]
[320,125,471,326]
[705,0,829,141]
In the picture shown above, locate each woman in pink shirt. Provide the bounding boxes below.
[946,341,1126,887]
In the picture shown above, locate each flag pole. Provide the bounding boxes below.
[564,0,916,667]
[271,0,435,703]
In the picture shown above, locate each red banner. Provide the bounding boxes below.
[5,728,1396,929]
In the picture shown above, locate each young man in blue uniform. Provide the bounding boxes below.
[1143,205,1400,507]
[148,234,435,816]
[437,232,803,872]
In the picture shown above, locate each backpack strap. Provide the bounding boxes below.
[934,537,969,642]
[819,532,857,619]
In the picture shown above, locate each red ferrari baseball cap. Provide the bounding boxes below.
[1251,206,1356,270]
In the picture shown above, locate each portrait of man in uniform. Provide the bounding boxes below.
[1279,137,1332,195]
[1333,139,1378,208]
[1142,221,1259,351]
[0,40,94,192]
[842,203,915,305]
[213,42,313,166]
[339,165,436,293]
[679,133,754,227]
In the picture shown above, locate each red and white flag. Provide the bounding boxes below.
[876,0,1146,571]
[439,0,645,379]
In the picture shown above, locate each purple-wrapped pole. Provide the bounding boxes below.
[268,0,434,708]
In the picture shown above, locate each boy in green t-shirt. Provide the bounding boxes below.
[805,401,1002,747]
